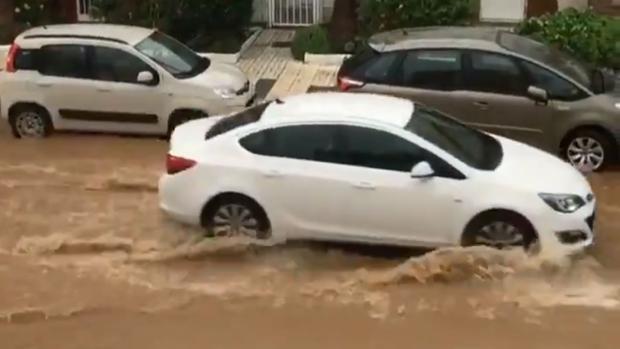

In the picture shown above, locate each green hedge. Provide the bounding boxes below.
[91,0,253,44]
[358,0,473,35]
[291,25,331,61]
[516,8,620,69]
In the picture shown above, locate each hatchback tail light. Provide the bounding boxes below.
[5,43,20,73]
[337,76,364,91]
[166,154,197,174]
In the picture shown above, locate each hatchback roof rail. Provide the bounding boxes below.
[22,34,128,45]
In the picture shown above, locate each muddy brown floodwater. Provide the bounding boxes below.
[1,124,620,349]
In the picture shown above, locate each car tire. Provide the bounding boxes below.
[202,196,271,240]
[462,211,537,251]
[563,129,614,172]
[9,105,53,139]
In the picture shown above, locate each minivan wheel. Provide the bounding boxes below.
[463,211,537,250]
[202,197,271,240]
[9,106,53,138]
[564,129,613,172]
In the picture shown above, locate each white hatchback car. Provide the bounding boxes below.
[159,92,596,254]
[0,24,255,138]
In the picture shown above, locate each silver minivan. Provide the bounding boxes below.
[337,26,620,171]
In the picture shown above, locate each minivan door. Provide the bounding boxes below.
[456,51,555,149]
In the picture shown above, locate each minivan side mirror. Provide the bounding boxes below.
[411,161,435,179]
[527,86,548,104]
[137,71,155,84]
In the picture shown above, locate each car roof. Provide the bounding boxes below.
[368,26,508,53]
[261,92,415,128]
[17,24,155,46]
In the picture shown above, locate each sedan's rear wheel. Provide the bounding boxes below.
[203,198,271,240]
[463,211,537,250]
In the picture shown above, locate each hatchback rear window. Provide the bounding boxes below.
[205,102,272,139]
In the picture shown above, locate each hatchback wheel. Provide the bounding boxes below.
[203,198,271,240]
[564,129,613,172]
[9,106,53,138]
[463,212,537,250]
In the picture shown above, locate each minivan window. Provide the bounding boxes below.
[498,32,592,90]
[405,106,503,171]
[135,31,209,79]
[92,46,155,84]
[401,50,462,91]
[521,60,588,101]
[39,45,89,79]
[465,52,527,96]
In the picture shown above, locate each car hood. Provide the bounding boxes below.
[488,136,592,197]
[186,62,247,91]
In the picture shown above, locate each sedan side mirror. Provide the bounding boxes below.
[137,71,155,84]
[411,161,435,179]
[527,86,549,104]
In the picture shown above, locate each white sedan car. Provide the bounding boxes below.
[159,92,596,254]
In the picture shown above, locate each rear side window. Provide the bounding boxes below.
[400,50,463,91]
[39,45,89,79]
[240,125,341,162]
[465,51,527,96]
[14,49,39,71]
[360,52,403,85]
[92,46,156,84]
[205,102,271,139]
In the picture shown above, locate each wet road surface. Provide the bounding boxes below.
[1,125,620,348]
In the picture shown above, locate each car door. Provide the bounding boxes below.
[238,123,353,240]
[457,50,555,148]
[332,124,467,247]
[39,44,166,134]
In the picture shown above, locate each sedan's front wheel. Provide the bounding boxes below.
[463,211,537,250]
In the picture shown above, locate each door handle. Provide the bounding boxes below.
[263,169,284,178]
[36,82,53,88]
[473,101,489,110]
[97,87,111,92]
[352,181,376,190]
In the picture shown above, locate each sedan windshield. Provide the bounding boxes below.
[135,31,209,79]
[498,32,592,89]
[405,106,503,171]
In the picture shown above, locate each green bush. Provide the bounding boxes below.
[291,25,331,61]
[516,8,619,69]
[359,0,472,35]
[91,0,253,44]
[14,0,51,27]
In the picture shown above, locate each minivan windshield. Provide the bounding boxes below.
[405,106,503,171]
[498,32,592,89]
[135,31,209,79]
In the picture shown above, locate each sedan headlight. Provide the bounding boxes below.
[539,193,586,213]
[214,87,236,99]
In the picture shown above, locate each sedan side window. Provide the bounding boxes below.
[465,52,528,96]
[91,46,157,84]
[240,125,342,163]
[339,126,426,172]
[400,50,463,91]
[39,45,89,79]
[521,60,588,102]
[362,52,403,85]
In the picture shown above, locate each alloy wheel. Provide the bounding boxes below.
[567,137,605,172]
[15,111,46,138]
[474,221,525,248]
[211,204,261,238]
